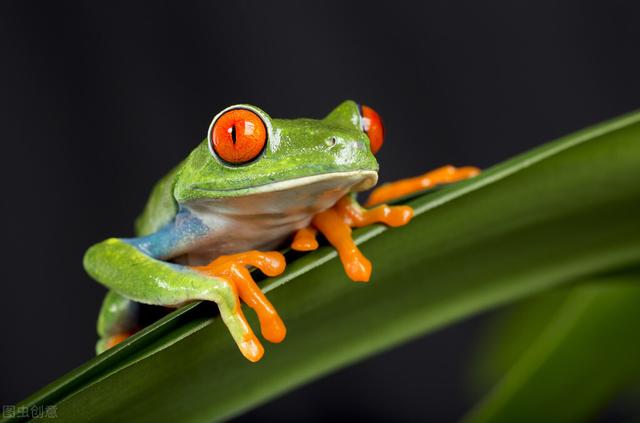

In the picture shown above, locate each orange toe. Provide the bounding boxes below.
[239,333,265,362]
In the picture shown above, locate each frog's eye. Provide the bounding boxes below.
[210,108,267,164]
[360,105,384,154]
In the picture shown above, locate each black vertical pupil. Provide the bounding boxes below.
[230,124,237,144]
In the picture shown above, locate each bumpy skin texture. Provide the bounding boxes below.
[169,104,376,199]
[84,101,383,361]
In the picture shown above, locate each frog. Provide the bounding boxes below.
[83,100,479,362]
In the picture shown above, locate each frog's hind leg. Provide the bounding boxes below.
[95,290,140,354]
[366,165,480,206]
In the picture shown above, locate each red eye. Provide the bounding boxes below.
[360,105,384,154]
[210,108,267,164]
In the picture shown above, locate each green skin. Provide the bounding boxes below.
[84,100,380,354]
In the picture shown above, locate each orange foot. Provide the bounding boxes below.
[192,250,287,362]
[292,165,480,282]
[292,196,413,282]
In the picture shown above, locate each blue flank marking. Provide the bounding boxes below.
[124,207,210,259]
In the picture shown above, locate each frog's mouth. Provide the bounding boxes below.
[246,170,378,195]
[192,170,378,198]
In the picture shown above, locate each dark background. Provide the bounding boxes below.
[1,1,639,421]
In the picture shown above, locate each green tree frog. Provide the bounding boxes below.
[84,101,479,362]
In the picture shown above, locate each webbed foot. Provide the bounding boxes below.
[191,250,287,362]
[291,165,480,282]
[292,196,413,282]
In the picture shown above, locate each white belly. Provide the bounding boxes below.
[180,171,377,265]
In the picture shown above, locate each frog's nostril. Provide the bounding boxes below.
[325,137,337,147]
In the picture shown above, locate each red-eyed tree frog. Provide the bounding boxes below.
[84,101,479,362]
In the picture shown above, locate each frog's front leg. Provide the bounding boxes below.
[84,211,286,362]
[294,165,480,281]
[366,165,480,206]
[291,195,413,281]
[191,251,286,344]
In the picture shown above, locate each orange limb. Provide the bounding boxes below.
[291,196,416,282]
[192,250,287,361]
[366,165,480,206]
[312,208,372,282]
[308,197,414,282]
[291,164,478,284]
[291,226,319,251]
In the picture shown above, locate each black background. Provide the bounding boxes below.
[1,1,639,421]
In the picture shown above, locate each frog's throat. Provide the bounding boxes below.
[179,170,379,263]
[192,170,378,197]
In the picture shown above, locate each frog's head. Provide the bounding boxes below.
[174,100,385,203]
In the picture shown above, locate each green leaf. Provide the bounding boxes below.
[463,272,640,423]
[7,110,640,422]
